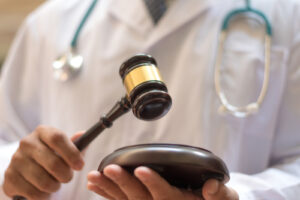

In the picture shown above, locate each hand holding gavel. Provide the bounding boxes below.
[6,54,172,200]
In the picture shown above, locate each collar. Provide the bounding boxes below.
[107,0,215,48]
[107,0,153,35]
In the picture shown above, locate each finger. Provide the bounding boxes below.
[202,179,239,200]
[88,170,127,200]
[71,131,85,142]
[4,167,49,200]
[37,126,84,170]
[11,152,60,193]
[202,179,220,197]
[104,165,151,200]
[87,182,115,200]
[134,166,182,200]
[135,167,201,200]
[19,136,73,183]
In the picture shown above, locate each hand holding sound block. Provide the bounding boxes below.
[98,144,229,192]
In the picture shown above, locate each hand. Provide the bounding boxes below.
[2,126,85,200]
[87,165,239,200]
[202,179,239,200]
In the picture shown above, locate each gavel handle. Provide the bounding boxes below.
[12,96,130,200]
[74,117,111,151]
[74,96,131,151]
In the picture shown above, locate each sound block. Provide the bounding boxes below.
[98,144,229,190]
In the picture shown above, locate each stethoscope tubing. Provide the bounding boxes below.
[71,0,99,49]
[214,1,272,117]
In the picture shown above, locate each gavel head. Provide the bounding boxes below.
[119,54,172,121]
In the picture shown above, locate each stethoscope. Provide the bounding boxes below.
[51,0,272,118]
[214,0,272,117]
[52,0,98,82]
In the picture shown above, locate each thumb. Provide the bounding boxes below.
[70,131,89,155]
[202,179,239,200]
[71,131,85,142]
[202,179,220,198]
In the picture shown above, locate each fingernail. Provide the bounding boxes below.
[134,167,149,178]
[88,170,100,176]
[87,182,96,191]
[104,165,121,178]
[207,181,220,195]
[74,160,84,170]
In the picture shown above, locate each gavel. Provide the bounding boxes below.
[13,54,172,200]
[74,54,172,151]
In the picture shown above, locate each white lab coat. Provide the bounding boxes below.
[0,0,300,199]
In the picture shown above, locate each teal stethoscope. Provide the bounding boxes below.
[214,0,272,117]
[52,0,99,82]
[51,0,272,118]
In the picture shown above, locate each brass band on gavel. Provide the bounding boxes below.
[123,65,163,96]
[119,54,171,120]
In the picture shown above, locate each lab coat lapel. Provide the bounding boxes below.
[107,0,153,35]
[107,0,214,49]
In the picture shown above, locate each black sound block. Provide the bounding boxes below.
[98,144,229,190]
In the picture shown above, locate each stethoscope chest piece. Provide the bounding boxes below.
[52,48,83,82]
[51,0,98,83]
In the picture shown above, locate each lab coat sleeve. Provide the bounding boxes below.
[0,15,41,199]
[228,157,300,200]
[227,12,300,199]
